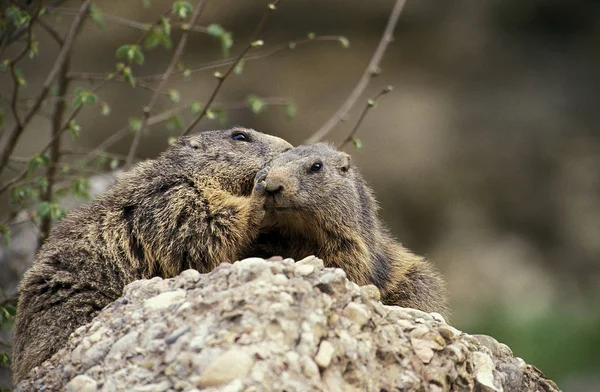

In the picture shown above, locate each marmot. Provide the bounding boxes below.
[12,128,292,382]
[246,143,448,315]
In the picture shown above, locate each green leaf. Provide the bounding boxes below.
[247,95,267,114]
[167,136,177,146]
[338,36,350,48]
[285,103,297,120]
[13,67,25,86]
[71,178,90,199]
[35,177,48,193]
[168,89,181,103]
[351,137,363,150]
[213,109,227,125]
[69,120,81,139]
[166,115,184,131]
[367,99,376,108]
[100,102,111,116]
[233,60,244,75]
[220,32,233,57]
[144,22,172,50]
[123,66,136,86]
[115,44,144,65]
[189,100,202,115]
[28,40,39,58]
[110,159,120,170]
[50,204,67,221]
[206,24,225,37]
[73,88,98,108]
[172,1,193,19]
[129,117,142,132]
[28,154,50,171]
[89,5,105,28]
[161,17,171,37]
[0,224,10,247]
[7,6,31,28]
[307,32,316,40]
[37,201,52,218]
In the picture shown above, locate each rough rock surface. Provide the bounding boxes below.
[17,257,561,392]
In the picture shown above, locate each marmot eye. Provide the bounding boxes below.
[310,162,323,173]
[232,132,250,142]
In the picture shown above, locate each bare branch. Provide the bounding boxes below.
[39,57,71,246]
[338,85,393,150]
[182,0,283,136]
[48,7,209,34]
[67,36,342,84]
[37,18,65,46]
[305,0,407,144]
[0,0,91,182]
[125,0,208,168]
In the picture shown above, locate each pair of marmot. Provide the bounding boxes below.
[12,128,446,382]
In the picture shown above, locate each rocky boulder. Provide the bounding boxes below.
[17,257,561,391]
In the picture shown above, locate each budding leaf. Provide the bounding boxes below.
[351,137,363,150]
[129,117,142,132]
[189,100,202,115]
[37,201,52,218]
[89,5,105,28]
[172,1,193,19]
[168,89,181,103]
[206,24,225,37]
[247,95,266,114]
[285,103,297,120]
[100,102,111,116]
[338,36,350,48]
[0,224,10,247]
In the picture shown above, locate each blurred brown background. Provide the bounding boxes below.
[1,0,600,389]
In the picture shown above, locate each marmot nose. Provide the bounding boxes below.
[265,181,284,195]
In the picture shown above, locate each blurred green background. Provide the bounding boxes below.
[1,0,599,389]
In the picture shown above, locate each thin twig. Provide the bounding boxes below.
[39,57,71,247]
[65,36,340,84]
[0,0,91,181]
[47,7,209,34]
[7,2,42,129]
[182,0,282,136]
[305,0,407,144]
[338,85,393,150]
[37,17,65,46]
[125,0,208,168]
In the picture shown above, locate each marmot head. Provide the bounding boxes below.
[258,143,370,227]
[162,127,292,195]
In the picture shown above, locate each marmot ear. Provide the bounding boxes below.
[340,152,351,173]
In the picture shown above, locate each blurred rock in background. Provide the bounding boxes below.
[1,0,599,389]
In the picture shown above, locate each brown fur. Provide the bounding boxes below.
[247,143,448,315]
[12,128,292,382]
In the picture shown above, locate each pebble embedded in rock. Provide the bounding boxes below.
[143,289,186,310]
[197,349,254,388]
[314,340,335,368]
[295,263,315,276]
[342,302,371,326]
[65,375,97,392]
[472,351,501,392]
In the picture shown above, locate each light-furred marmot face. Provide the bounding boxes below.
[257,143,358,218]
[161,127,292,195]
